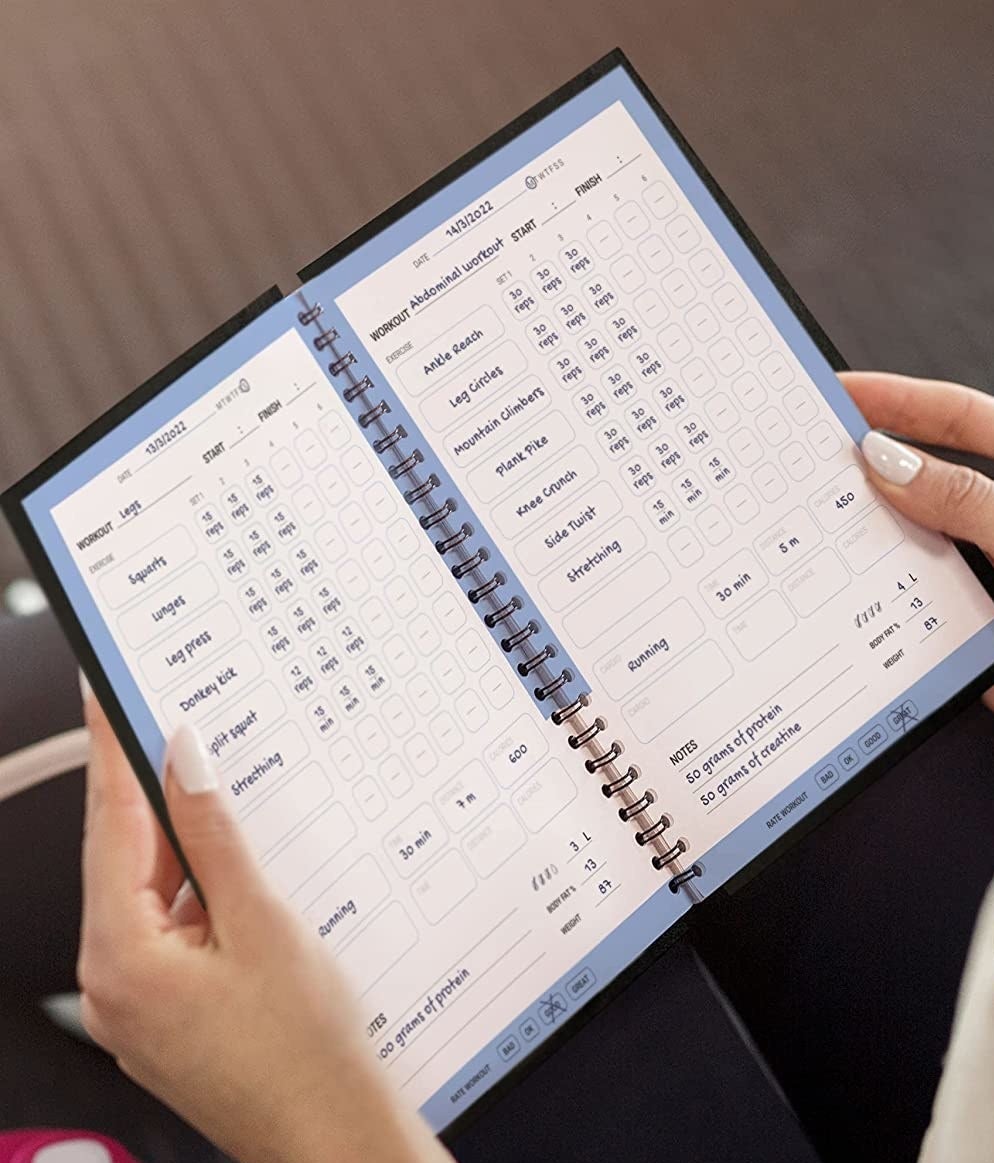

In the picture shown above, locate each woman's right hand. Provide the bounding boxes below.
[78,689,450,1163]
[843,372,994,1161]
[843,371,994,709]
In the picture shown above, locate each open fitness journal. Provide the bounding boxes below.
[6,51,994,1138]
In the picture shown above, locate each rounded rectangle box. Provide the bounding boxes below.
[463,804,527,878]
[814,764,839,792]
[593,595,705,701]
[263,800,358,899]
[727,591,797,662]
[782,547,850,617]
[443,376,552,467]
[201,680,287,768]
[514,480,623,577]
[227,719,310,808]
[117,561,219,650]
[466,411,576,506]
[511,759,577,833]
[698,547,768,618]
[303,853,391,946]
[399,304,505,397]
[808,463,875,533]
[98,525,197,609]
[490,449,598,542]
[139,600,241,690]
[383,803,447,878]
[484,714,551,788]
[161,639,264,730]
[537,516,647,613]
[835,506,904,573]
[336,901,419,995]
[240,760,333,857]
[561,551,672,650]
[411,849,477,925]
[623,640,735,744]
[753,507,823,577]
[433,760,497,831]
[420,339,528,432]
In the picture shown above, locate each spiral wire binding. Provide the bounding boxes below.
[296,294,702,895]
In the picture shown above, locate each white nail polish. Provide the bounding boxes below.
[78,669,92,704]
[861,430,923,485]
[168,724,218,794]
[169,879,197,919]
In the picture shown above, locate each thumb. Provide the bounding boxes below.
[164,724,271,939]
[860,430,994,554]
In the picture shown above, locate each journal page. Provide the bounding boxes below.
[26,310,687,1132]
[318,70,994,891]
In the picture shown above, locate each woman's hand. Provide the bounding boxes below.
[844,370,994,709]
[844,371,994,537]
[78,687,450,1163]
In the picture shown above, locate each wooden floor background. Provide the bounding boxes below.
[1,0,993,587]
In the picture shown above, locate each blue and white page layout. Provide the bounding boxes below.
[25,258,691,1126]
[308,66,994,893]
[28,308,690,1127]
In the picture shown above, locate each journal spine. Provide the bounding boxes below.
[296,295,701,893]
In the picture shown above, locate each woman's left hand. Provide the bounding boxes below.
[78,689,450,1163]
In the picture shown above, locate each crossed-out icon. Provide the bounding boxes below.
[887,700,919,734]
[538,992,567,1025]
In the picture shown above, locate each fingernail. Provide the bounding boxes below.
[169,879,197,919]
[78,669,92,704]
[167,724,217,794]
[861,430,923,485]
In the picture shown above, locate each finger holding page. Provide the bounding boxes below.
[163,724,281,948]
[844,373,994,711]
[80,681,184,942]
[79,702,451,1163]
[843,372,994,555]
[842,371,994,457]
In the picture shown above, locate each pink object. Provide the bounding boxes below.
[0,1132,138,1163]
